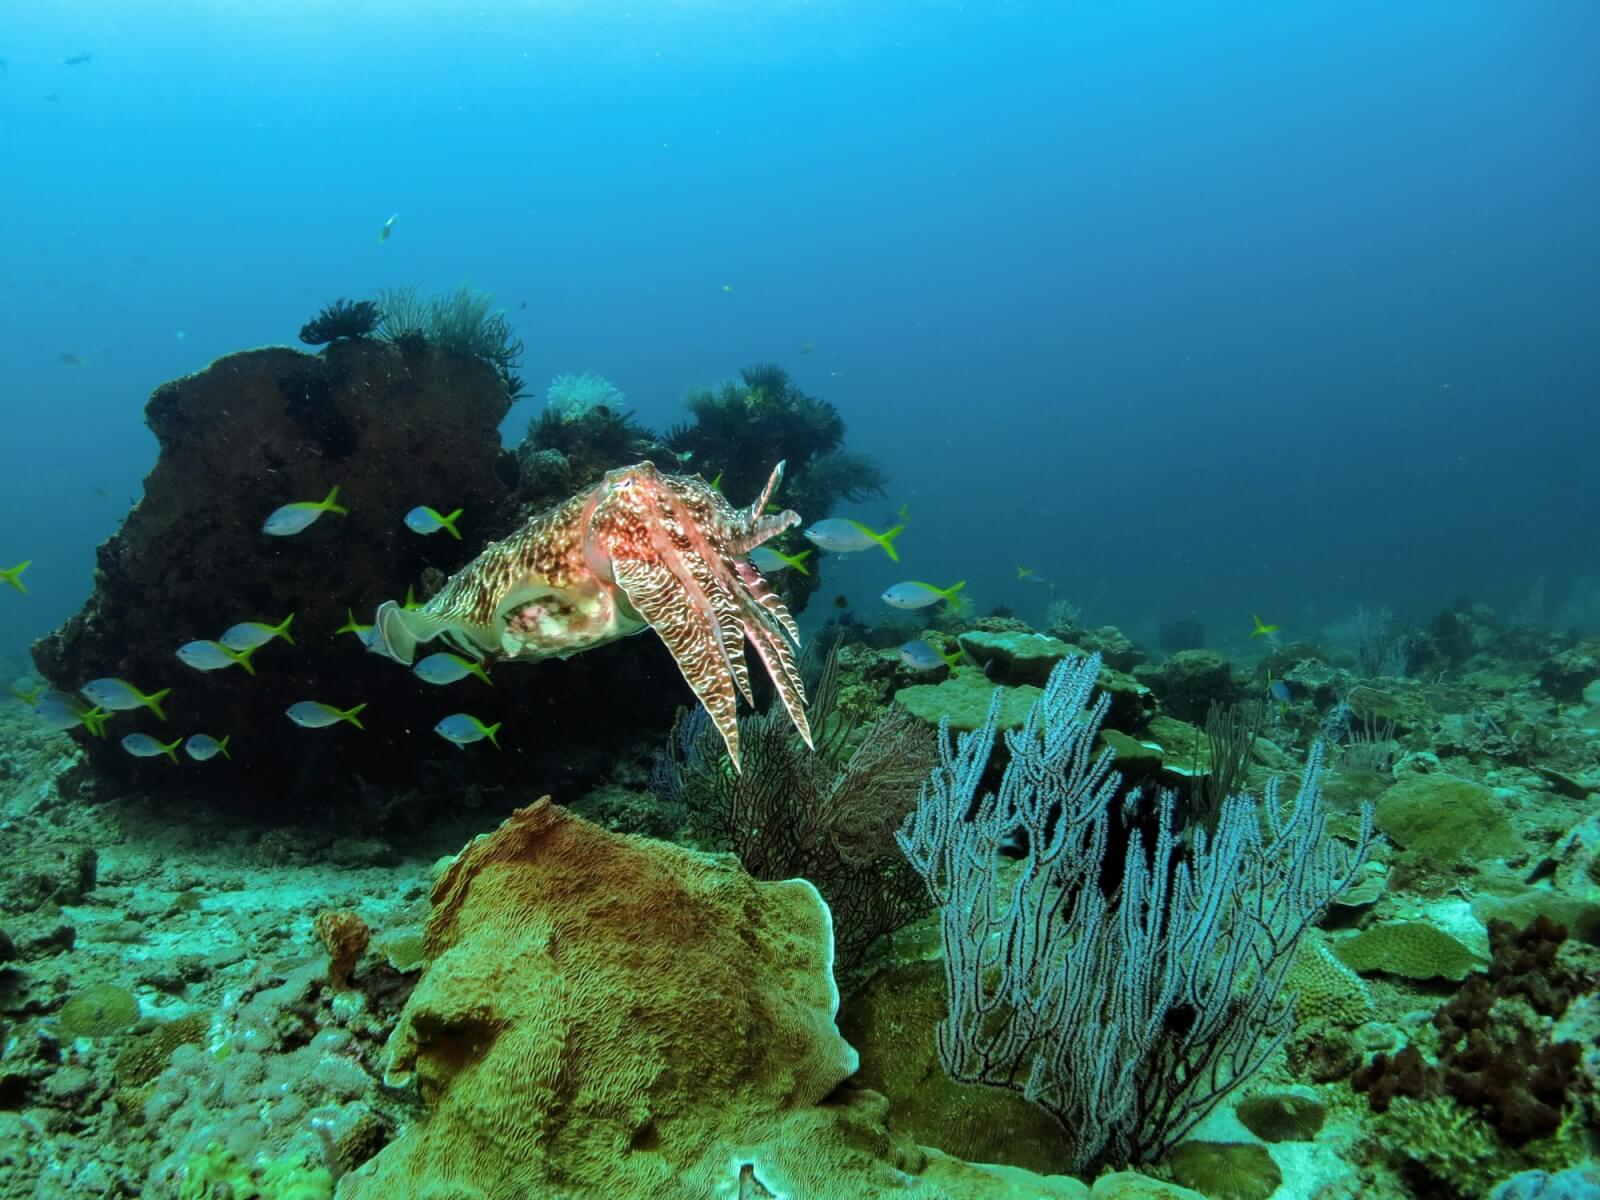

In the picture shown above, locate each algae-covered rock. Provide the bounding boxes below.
[895,670,1043,733]
[1375,774,1523,867]
[839,959,1077,1176]
[1068,625,1147,673]
[1332,921,1488,982]
[1470,886,1600,947]
[1134,650,1241,722]
[1099,730,1165,780]
[957,630,1074,687]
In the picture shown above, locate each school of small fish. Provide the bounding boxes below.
[6,466,1296,767]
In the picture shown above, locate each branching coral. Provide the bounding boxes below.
[299,299,382,345]
[1353,916,1589,1145]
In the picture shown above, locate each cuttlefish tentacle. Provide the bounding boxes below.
[727,460,797,556]
[587,460,811,766]
[368,460,810,768]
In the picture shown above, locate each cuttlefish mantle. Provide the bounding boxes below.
[368,460,811,767]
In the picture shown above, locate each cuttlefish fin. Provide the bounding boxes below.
[369,599,459,664]
[613,558,745,768]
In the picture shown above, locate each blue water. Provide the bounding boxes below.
[3,1,1597,660]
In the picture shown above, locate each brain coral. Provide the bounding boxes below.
[1286,935,1374,1027]
[1375,775,1522,867]
[58,984,138,1038]
[339,799,1085,1200]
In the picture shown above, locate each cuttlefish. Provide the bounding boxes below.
[368,460,811,767]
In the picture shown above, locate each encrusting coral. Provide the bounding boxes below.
[338,799,1087,1199]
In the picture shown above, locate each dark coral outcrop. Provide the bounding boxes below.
[31,339,680,810]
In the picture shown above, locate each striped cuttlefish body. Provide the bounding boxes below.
[368,460,811,767]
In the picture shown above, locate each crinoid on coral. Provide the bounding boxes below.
[298,298,382,345]
[371,283,525,398]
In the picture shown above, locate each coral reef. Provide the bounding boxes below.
[28,340,687,808]
[341,799,1087,1199]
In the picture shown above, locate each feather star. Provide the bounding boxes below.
[367,460,811,767]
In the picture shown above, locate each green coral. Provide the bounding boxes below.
[1286,935,1374,1027]
[1165,1142,1281,1200]
[894,670,1043,733]
[1332,921,1487,982]
[956,630,1074,686]
[179,1144,334,1200]
[1233,1093,1326,1142]
[1374,775,1521,867]
[58,983,137,1037]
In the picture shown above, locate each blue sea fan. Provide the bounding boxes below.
[546,371,625,423]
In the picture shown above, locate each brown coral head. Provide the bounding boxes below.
[315,909,372,990]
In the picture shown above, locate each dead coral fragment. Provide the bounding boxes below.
[314,909,371,990]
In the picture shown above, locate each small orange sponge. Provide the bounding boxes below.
[314,908,371,990]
